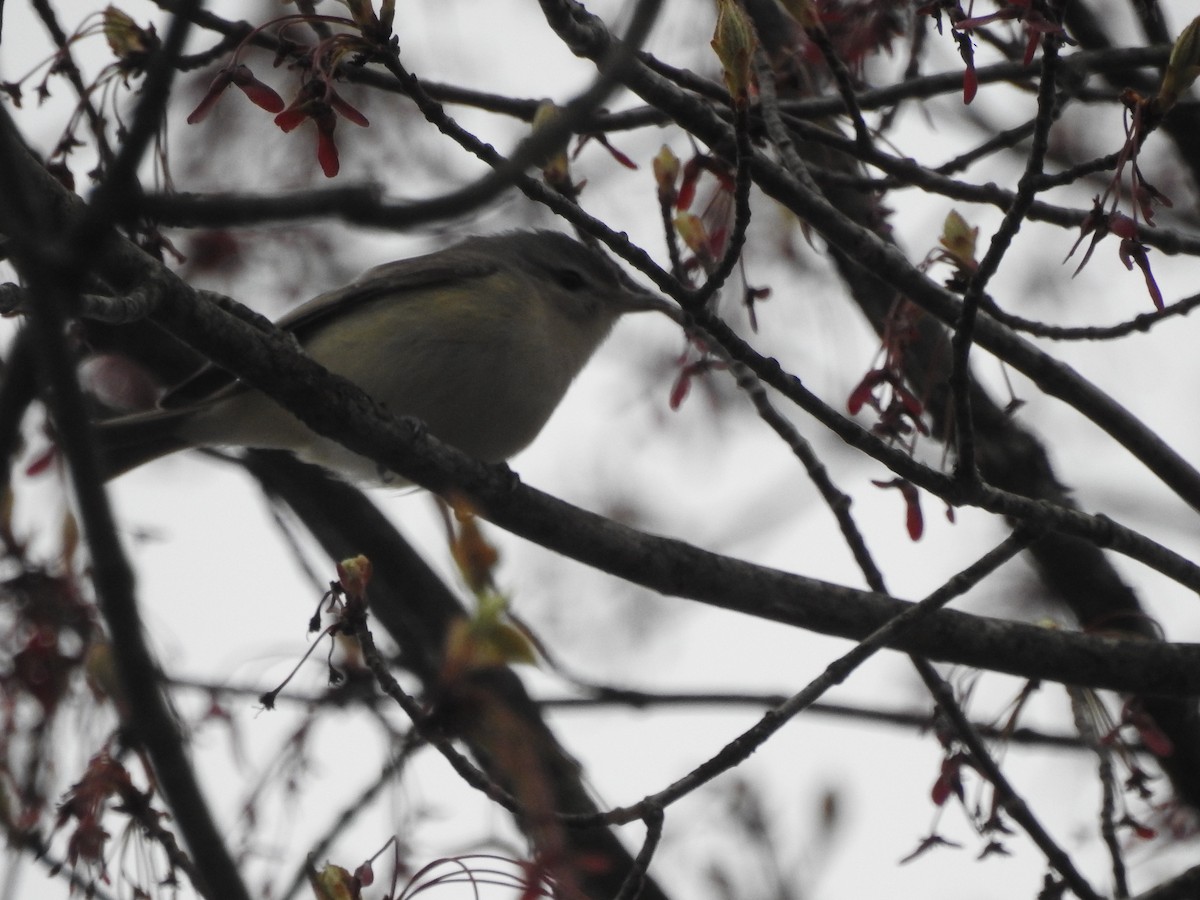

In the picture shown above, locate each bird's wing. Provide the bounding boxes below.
[273,255,498,337]
[161,254,500,408]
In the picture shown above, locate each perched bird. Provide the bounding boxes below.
[99,230,668,481]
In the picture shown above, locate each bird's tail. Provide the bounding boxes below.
[95,410,193,479]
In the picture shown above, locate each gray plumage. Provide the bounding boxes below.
[98,231,666,481]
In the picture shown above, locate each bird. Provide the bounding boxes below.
[97,230,669,482]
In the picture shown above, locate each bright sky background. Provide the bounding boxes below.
[2,1,1200,898]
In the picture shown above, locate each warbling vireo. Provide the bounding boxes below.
[99,230,668,481]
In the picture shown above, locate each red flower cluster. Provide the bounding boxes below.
[184,6,385,178]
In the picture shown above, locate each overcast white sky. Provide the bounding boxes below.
[3,1,1200,898]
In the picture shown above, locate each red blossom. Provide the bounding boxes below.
[1117,239,1164,310]
[314,114,342,178]
[272,106,310,133]
[328,88,369,127]
[668,369,691,410]
[1121,700,1175,757]
[805,5,905,74]
[54,752,143,878]
[24,445,57,477]
[946,1,1071,103]
[1133,176,1173,225]
[187,64,284,125]
[1119,814,1158,841]
[230,65,285,113]
[1065,203,1164,311]
[9,625,73,713]
[931,754,965,805]
[676,155,734,212]
[848,367,928,445]
[354,861,374,887]
[1064,73,1177,308]
[1107,211,1138,240]
[950,30,977,104]
[848,368,889,415]
[962,65,978,103]
[872,478,925,541]
[186,74,229,125]
[1063,197,1108,274]
[573,132,638,169]
[668,357,726,410]
[274,80,369,178]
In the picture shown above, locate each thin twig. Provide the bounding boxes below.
[590,529,1037,826]
[951,28,1065,485]
[915,660,1103,900]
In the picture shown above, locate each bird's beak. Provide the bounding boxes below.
[617,285,678,317]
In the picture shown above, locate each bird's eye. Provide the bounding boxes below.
[553,268,587,291]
